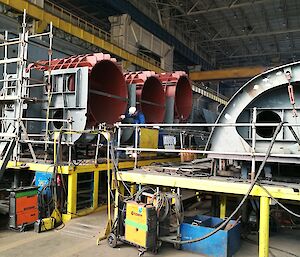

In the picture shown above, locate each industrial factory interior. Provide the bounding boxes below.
[1,1,300,257]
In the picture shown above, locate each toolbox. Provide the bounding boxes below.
[180,215,241,257]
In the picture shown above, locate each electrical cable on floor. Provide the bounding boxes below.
[160,122,284,245]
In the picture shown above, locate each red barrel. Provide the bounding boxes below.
[159,71,193,121]
[29,53,127,125]
[124,71,165,123]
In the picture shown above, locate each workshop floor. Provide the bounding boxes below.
[0,211,299,257]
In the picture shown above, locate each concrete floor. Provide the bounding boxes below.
[0,211,299,257]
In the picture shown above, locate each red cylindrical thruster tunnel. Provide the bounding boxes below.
[124,71,166,123]
[29,53,127,125]
[159,71,193,121]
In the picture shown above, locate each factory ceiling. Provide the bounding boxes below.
[131,0,300,68]
[50,0,300,69]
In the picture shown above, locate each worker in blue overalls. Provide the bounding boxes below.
[121,106,145,124]
[119,106,145,158]
[128,106,145,124]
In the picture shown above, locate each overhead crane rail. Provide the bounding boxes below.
[0,0,162,72]
[192,82,228,105]
[190,66,266,81]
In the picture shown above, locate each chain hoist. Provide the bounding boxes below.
[285,71,297,117]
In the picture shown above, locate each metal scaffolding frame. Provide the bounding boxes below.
[0,9,54,163]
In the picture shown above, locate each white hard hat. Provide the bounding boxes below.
[128,106,136,115]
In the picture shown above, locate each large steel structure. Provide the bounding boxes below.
[159,71,193,123]
[0,10,186,224]
[0,0,227,106]
[29,53,128,143]
[207,61,300,164]
[124,71,165,123]
[124,71,193,124]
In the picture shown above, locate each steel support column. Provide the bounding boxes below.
[67,173,77,217]
[130,183,136,195]
[93,170,99,208]
[220,195,227,219]
[259,196,270,257]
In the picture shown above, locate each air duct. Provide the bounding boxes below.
[28,53,127,142]
[29,53,127,127]
[159,71,193,123]
[124,71,165,123]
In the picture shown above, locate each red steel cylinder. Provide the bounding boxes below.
[159,71,193,121]
[124,71,166,123]
[29,53,127,125]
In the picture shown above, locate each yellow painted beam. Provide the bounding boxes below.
[93,170,99,208]
[117,171,300,201]
[0,0,163,73]
[130,183,137,195]
[259,196,270,257]
[220,195,227,219]
[34,20,47,33]
[189,66,266,81]
[67,173,77,215]
[2,157,180,174]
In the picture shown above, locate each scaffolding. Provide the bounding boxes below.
[0,10,53,166]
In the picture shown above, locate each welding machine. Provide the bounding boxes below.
[107,186,186,256]
[8,186,39,230]
[107,200,159,255]
[124,201,157,249]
